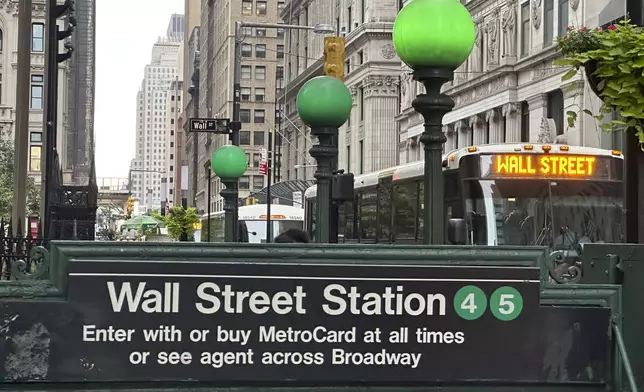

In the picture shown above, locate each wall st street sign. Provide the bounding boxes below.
[0,259,611,384]
[189,118,231,134]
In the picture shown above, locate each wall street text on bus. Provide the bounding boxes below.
[492,154,597,177]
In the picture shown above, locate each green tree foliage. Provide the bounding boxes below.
[0,133,41,223]
[155,206,200,241]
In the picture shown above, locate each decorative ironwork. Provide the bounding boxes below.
[546,250,582,284]
[11,246,50,281]
[0,220,49,280]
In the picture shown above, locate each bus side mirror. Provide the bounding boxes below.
[447,218,467,245]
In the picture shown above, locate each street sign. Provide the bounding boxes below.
[259,161,268,175]
[2,260,609,383]
[189,118,231,134]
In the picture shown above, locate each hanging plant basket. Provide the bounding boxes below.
[583,60,602,98]
[556,21,644,144]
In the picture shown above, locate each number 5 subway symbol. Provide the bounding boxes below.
[453,285,524,321]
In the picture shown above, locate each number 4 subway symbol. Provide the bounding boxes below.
[453,286,524,321]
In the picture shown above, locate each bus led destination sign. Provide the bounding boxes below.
[492,154,597,177]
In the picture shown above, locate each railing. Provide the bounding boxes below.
[0,220,48,280]
[96,177,129,192]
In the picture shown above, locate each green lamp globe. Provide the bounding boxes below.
[393,0,475,69]
[211,145,248,179]
[297,76,352,128]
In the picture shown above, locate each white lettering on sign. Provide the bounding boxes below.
[194,283,307,315]
[107,282,180,313]
[323,284,446,316]
[331,348,422,369]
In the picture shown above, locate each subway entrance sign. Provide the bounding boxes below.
[0,251,611,385]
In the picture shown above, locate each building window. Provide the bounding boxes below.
[30,132,42,142]
[257,1,267,15]
[239,176,250,190]
[0,29,3,52]
[253,153,261,167]
[255,44,266,58]
[31,23,44,52]
[278,1,285,13]
[277,28,284,38]
[276,44,285,59]
[30,75,44,109]
[521,2,530,57]
[253,176,264,189]
[547,89,564,135]
[558,0,569,37]
[346,145,351,173]
[255,87,265,102]
[254,109,265,123]
[544,0,554,47]
[255,66,266,80]
[241,87,251,101]
[241,65,252,79]
[29,145,41,172]
[276,66,284,79]
[254,131,265,145]
[241,43,252,57]
[240,131,251,145]
[240,109,251,123]
[520,101,529,142]
[242,0,252,15]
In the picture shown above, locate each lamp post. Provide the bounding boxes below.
[296,76,352,243]
[392,0,475,245]
[204,160,212,242]
[211,145,248,242]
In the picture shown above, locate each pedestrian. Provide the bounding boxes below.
[274,228,310,243]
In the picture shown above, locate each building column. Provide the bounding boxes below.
[562,80,583,145]
[470,114,486,145]
[486,108,503,143]
[526,93,548,142]
[456,120,470,148]
[362,75,400,171]
[502,102,520,142]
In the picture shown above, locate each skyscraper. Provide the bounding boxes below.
[129,16,183,214]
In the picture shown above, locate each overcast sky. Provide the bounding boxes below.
[94,0,184,179]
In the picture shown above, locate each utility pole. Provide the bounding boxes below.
[12,0,32,234]
[42,0,75,238]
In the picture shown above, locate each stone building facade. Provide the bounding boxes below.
[397,0,626,164]
[277,0,402,181]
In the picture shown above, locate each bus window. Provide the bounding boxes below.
[360,189,377,242]
[392,180,418,242]
[377,177,393,242]
[344,200,355,241]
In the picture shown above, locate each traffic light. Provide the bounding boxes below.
[323,36,345,80]
[126,197,134,217]
[51,0,76,64]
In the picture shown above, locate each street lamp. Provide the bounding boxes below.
[204,160,212,242]
[211,145,248,242]
[392,0,475,245]
[296,76,352,243]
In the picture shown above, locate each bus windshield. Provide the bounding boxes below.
[242,220,303,243]
[464,179,624,248]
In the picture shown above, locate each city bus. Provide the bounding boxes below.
[304,143,624,247]
[200,204,304,243]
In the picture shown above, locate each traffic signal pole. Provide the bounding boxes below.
[322,36,346,243]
